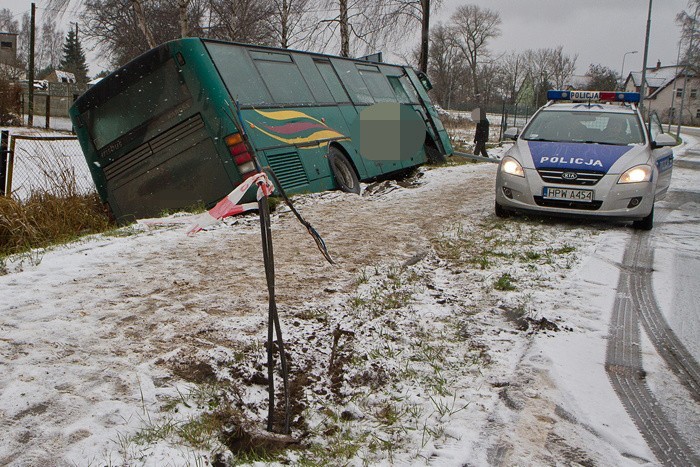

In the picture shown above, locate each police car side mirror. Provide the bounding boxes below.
[651,133,677,148]
[503,127,519,140]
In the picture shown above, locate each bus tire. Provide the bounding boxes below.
[329,148,361,194]
[425,135,446,164]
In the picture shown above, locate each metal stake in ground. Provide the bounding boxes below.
[229,100,291,434]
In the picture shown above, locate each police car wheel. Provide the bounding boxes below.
[632,205,654,231]
[329,148,361,194]
[495,201,509,218]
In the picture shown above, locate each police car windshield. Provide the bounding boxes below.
[522,110,644,145]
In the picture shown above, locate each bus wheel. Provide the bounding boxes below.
[425,136,446,164]
[329,148,361,194]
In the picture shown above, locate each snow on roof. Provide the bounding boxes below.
[628,65,689,98]
[54,70,76,82]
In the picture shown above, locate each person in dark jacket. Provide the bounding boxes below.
[474,111,489,157]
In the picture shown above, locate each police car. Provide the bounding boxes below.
[495,90,675,230]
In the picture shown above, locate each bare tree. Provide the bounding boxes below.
[498,51,527,105]
[0,9,20,34]
[677,1,700,73]
[549,45,577,90]
[208,0,274,44]
[524,49,549,107]
[178,0,189,37]
[449,4,501,100]
[426,23,460,108]
[266,0,319,49]
[37,19,65,73]
[317,0,433,58]
[82,0,207,67]
[130,0,157,48]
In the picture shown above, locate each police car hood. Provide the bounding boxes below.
[515,140,647,174]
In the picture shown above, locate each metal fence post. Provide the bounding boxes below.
[1,130,8,196]
[45,93,50,129]
[6,136,15,196]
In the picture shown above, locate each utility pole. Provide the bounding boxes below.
[27,3,36,127]
[419,0,430,73]
[639,0,653,119]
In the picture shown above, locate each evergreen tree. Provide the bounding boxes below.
[59,29,88,85]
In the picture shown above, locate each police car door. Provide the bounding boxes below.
[648,112,674,198]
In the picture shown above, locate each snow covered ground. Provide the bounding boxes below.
[0,138,698,466]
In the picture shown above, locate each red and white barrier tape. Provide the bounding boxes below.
[186,172,274,236]
[136,172,275,235]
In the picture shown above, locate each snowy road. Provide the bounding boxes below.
[1,138,699,465]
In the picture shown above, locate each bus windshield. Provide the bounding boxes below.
[81,58,191,151]
[522,110,645,146]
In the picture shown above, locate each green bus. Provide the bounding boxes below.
[70,38,453,222]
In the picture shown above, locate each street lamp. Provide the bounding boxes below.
[620,50,638,90]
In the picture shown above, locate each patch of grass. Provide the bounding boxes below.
[553,244,576,255]
[523,250,541,261]
[0,192,113,259]
[158,200,208,217]
[494,273,517,291]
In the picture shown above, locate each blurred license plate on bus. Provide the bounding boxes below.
[543,187,593,202]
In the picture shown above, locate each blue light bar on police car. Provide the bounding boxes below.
[547,90,641,103]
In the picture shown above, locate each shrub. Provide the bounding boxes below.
[0,76,21,126]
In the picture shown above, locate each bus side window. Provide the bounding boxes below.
[388,76,410,104]
[399,76,420,104]
[250,51,315,105]
[357,64,395,103]
[315,61,351,103]
[331,59,374,105]
[206,43,272,105]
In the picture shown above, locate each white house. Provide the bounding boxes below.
[624,61,700,125]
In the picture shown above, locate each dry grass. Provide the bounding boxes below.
[0,192,113,258]
[1,139,115,259]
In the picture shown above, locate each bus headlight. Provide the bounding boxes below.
[501,156,524,177]
[618,165,651,184]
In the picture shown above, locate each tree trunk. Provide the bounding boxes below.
[419,0,429,73]
[281,0,289,48]
[131,0,157,49]
[179,0,189,38]
[339,0,349,57]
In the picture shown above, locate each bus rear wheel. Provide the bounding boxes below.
[329,148,361,194]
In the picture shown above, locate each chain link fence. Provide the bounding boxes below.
[3,134,95,201]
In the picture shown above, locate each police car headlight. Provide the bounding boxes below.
[501,156,524,177]
[618,165,652,184]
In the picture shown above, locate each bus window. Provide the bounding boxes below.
[357,64,394,103]
[331,59,374,105]
[388,76,410,104]
[315,61,350,103]
[81,58,190,151]
[251,51,315,104]
[206,42,271,105]
[399,76,420,104]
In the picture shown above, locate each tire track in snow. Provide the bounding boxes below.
[606,229,700,466]
[628,233,700,400]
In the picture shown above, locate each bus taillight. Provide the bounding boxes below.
[225,133,257,178]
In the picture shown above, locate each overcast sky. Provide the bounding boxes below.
[1,0,693,78]
[435,0,689,77]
